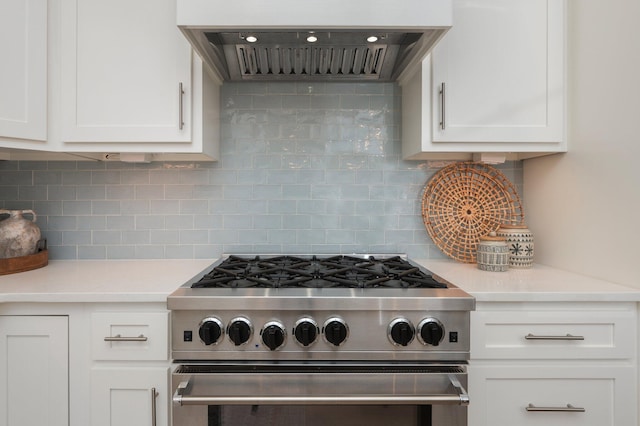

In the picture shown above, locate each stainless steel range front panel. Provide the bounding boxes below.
[169,273,474,362]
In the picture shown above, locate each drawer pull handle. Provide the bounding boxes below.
[104,334,148,342]
[526,403,585,413]
[525,333,584,341]
[151,387,158,426]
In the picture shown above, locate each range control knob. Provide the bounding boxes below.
[261,321,286,351]
[418,318,445,347]
[227,316,253,346]
[388,318,415,346]
[198,316,224,345]
[293,317,318,347]
[323,317,349,347]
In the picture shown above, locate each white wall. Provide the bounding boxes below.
[523,0,640,288]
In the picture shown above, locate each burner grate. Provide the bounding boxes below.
[192,255,447,289]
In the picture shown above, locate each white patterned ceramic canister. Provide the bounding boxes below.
[497,224,534,268]
[476,232,509,272]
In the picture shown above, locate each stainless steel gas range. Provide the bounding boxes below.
[168,254,475,426]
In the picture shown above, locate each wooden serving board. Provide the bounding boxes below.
[0,250,48,275]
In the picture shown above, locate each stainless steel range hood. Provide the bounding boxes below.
[177,0,452,83]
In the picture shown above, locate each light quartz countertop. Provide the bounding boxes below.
[0,259,215,303]
[0,258,638,304]
[416,259,640,302]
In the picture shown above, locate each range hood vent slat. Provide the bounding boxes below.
[330,48,342,75]
[234,44,390,80]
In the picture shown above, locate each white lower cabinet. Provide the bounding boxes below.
[470,364,633,426]
[468,302,638,426]
[88,307,171,426]
[0,315,69,426]
[0,303,171,426]
[91,367,169,426]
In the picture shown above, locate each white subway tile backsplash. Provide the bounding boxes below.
[297,230,326,245]
[136,215,164,230]
[19,185,47,200]
[122,230,150,245]
[78,216,107,230]
[63,230,91,245]
[106,215,134,230]
[77,185,105,200]
[164,245,194,259]
[268,230,297,244]
[249,214,282,231]
[106,185,134,200]
[179,200,209,215]
[150,199,180,214]
[135,185,164,200]
[63,200,92,215]
[165,215,194,230]
[282,215,311,229]
[180,230,210,245]
[92,230,121,245]
[91,200,121,215]
[121,200,150,215]
[131,245,160,259]
[61,171,91,185]
[78,245,106,260]
[149,230,179,245]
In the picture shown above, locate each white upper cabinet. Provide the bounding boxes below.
[401,0,566,160]
[60,0,190,143]
[0,0,47,143]
[52,0,219,160]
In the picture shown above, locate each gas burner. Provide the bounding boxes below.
[191,255,447,289]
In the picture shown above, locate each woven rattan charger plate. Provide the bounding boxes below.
[421,162,524,263]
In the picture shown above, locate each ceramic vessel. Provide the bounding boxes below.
[0,209,41,259]
[497,224,534,268]
[476,232,509,272]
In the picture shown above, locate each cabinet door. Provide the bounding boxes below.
[431,0,564,144]
[91,367,169,426]
[0,0,47,142]
[60,0,192,144]
[468,364,637,426]
[0,316,68,426]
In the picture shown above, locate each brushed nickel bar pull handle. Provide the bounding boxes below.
[104,334,148,342]
[525,333,585,341]
[151,388,158,426]
[178,82,185,130]
[173,375,470,406]
[526,403,585,412]
[174,393,467,405]
[439,82,446,130]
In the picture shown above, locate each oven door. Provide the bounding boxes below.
[172,362,468,426]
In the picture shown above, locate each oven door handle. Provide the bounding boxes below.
[173,375,469,406]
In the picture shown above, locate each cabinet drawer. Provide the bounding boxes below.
[91,312,168,361]
[471,304,636,360]
[468,365,636,426]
